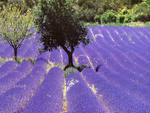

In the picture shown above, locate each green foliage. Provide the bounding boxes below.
[0,0,149,29]
[0,0,8,9]
[0,0,39,12]
[73,0,148,23]
[74,0,129,22]
[0,4,34,61]
[1,0,149,24]
[100,1,150,24]
[94,15,101,23]
[101,10,117,23]
[77,8,96,22]
[23,0,38,8]
[0,5,33,46]
[143,0,150,4]
[131,1,150,22]
[72,0,100,22]
[117,7,135,23]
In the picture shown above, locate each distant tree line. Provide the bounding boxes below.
[73,0,149,23]
[0,0,149,23]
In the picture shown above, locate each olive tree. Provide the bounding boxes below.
[0,5,33,61]
[34,0,88,70]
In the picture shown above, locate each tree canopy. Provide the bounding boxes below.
[35,0,88,70]
[0,4,33,61]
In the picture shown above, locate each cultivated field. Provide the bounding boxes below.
[0,26,150,113]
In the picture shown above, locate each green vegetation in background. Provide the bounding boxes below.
[131,1,150,22]
[100,10,117,24]
[0,0,149,28]
[96,1,149,24]
[74,0,150,24]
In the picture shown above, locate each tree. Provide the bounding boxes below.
[0,0,8,9]
[23,0,38,8]
[0,4,33,61]
[34,0,88,70]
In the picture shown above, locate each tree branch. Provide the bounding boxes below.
[61,45,70,53]
[71,45,74,53]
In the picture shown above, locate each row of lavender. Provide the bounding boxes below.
[65,26,150,113]
[0,59,103,113]
[66,68,150,113]
[0,26,150,113]
[38,26,150,68]
[75,26,150,112]
[0,60,150,113]
[0,26,150,67]
[0,59,99,113]
[0,59,65,113]
[28,26,150,113]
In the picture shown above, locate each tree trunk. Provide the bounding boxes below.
[62,45,76,70]
[68,51,74,67]
[64,51,75,70]
[14,48,18,61]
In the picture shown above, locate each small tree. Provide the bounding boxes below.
[0,4,33,61]
[34,0,88,70]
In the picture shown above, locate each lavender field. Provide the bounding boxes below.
[0,26,150,113]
